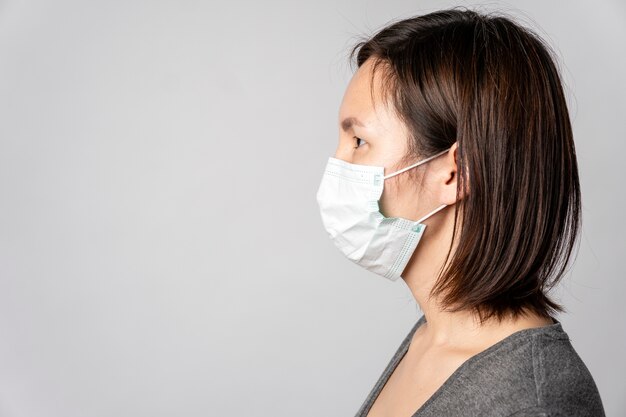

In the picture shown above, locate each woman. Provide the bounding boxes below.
[315,8,605,417]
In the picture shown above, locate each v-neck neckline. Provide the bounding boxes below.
[361,314,564,417]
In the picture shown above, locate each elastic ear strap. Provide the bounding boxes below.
[383,148,450,180]
[416,204,448,224]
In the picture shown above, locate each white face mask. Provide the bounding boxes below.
[315,148,452,281]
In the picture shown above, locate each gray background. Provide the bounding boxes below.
[0,1,624,416]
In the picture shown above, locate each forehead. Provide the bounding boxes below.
[339,58,396,129]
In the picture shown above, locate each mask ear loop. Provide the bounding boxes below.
[416,203,448,224]
[383,148,451,180]
[381,147,453,224]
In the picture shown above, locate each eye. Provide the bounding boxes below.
[353,136,367,149]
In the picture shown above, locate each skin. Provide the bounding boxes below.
[334,57,555,417]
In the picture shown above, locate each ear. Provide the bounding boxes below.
[441,142,468,204]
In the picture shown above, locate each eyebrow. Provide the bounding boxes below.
[340,117,365,132]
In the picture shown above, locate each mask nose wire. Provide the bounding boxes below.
[382,148,450,180]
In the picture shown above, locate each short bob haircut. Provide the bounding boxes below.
[348,7,581,324]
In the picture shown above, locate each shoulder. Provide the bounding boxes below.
[477,323,606,417]
[530,329,606,416]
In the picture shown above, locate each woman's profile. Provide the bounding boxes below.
[315,7,606,417]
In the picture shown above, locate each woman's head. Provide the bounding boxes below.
[339,7,580,324]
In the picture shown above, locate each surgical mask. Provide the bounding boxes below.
[315,148,452,281]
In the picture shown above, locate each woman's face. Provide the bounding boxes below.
[334,58,441,222]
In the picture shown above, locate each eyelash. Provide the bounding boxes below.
[353,136,366,149]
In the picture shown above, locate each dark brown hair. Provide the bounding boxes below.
[349,7,581,324]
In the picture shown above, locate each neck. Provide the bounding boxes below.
[401,206,552,349]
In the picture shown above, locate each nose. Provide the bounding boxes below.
[333,141,352,163]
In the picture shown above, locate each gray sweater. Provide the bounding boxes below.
[354,315,605,417]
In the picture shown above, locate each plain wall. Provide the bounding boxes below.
[0,1,624,416]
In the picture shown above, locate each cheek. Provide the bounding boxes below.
[380,176,423,218]
[379,178,403,217]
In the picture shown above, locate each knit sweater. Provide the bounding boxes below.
[354,314,605,417]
